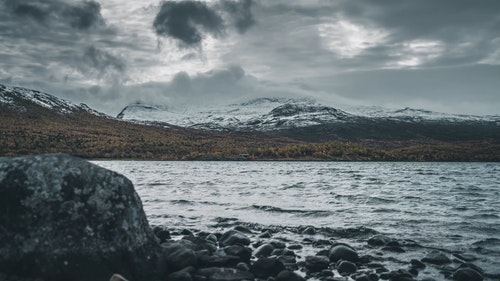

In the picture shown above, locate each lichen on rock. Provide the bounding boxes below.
[0,153,160,281]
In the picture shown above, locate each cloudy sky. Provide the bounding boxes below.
[1,0,499,115]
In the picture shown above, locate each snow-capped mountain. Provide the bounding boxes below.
[117,97,500,132]
[117,98,353,131]
[0,84,107,117]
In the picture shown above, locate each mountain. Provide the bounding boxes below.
[0,84,298,159]
[2,84,499,161]
[0,84,106,117]
[117,98,352,131]
[117,97,500,146]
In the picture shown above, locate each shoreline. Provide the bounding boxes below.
[148,219,494,281]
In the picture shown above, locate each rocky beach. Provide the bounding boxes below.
[0,154,491,281]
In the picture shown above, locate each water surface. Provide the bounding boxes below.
[93,161,500,279]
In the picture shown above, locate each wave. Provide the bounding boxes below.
[366,196,396,204]
[247,204,331,217]
[473,238,500,247]
[466,213,500,219]
[169,199,194,205]
[280,182,306,190]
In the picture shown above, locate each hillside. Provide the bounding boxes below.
[1,84,499,161]
[117,98,500,148]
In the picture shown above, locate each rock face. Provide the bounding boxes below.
[0,154,159,281]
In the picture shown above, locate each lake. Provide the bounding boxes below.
[93,161,500,280]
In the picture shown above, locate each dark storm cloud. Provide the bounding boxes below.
[66,1,104,29]
[1,0,105,30]
[220,0,255,34]
[340,0,500,39]
[169,65,246,98]
[153,1,225,46]
[337,0,500,65]
[12,3,48,22]
[79,45,126,77]
[153,0,255,47]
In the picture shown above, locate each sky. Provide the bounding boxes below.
[0,0,499,116]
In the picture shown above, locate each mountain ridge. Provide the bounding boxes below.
[1,83,499,161]
[116,97,500,145]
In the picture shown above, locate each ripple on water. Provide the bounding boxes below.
[246,204,331,217]
[91,161,500,280]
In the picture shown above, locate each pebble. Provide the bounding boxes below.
[410,259,426,269]
[302,226,316,235]
[381,246,405,253]
[224,245,252,262]
[163,243,198,272]
[305,255,330,272]
[181,229,194,236]
[453,268,483,281]
[367,235,392,246]
[337,260,357,275]
[329,244,359,262]
[254,243,275,258]
[219,230,251,247]
[269,240,287,249]
[259,231,272,238]
[421,250,452,265]
[276,270,306,281]
[251,257,286,278]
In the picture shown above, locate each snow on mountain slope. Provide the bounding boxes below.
[117,98,355,131]
[117,96,500,132]
[0,84,107,117]
[343,105,499,123]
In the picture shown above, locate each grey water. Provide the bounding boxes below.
[93,161,500,279]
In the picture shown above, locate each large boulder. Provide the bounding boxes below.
[0,154,160,281]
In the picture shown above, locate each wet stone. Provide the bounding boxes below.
[199,254,241,268]
[275,270,306,281]
[277,254,297,267]
[259,231,272,239]
[410,259,426,269]
[314,239,333,247]
[421,250,451,265]
[367,235,392,246]
[224,245,252,263]
[382,246,405,253]
[251,257,285,278]
[453,268,483,281]
[163,243,198,272]
[254,244,274,258]
[329,244,359,263]
[305,255,330,272]
[302,226,316,235]
[269,240,287,249]
[219,230,251,247]
[453,253,477,262]
[153,226,171,243]
[337,260,357,275]
[388,269,415,281]
[181,229,194,236]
